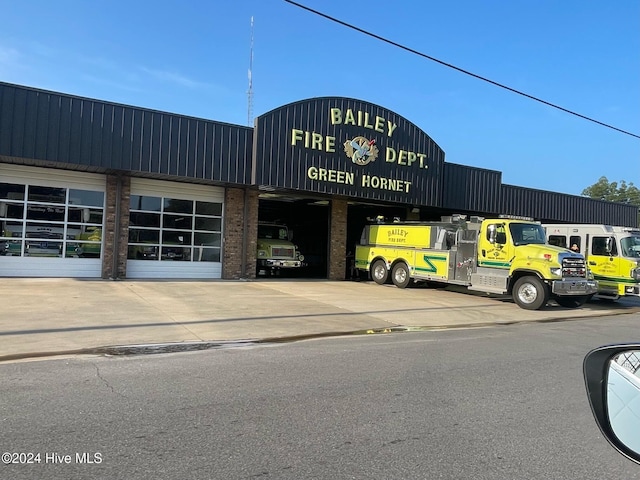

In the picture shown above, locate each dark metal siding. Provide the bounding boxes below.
[501,184,638,227]
[0,82,252,185]
[442,163,502,214]
[253,97,445,207]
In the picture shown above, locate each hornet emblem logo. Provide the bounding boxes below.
[343,136,379,166]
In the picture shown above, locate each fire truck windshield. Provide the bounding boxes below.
[621,236,640,258]
[258,224,288,240]
[509,223,547,246]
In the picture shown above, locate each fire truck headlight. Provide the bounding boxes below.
[258,250,267,257]
[297,254,305,262]
[550,267,562,277]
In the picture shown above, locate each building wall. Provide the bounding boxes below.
[501,184,638,227]
[222,187,259,279]
[328,199,348,280]
[0,82,253,185]
[442,163,502,215]
[102,175,131,279]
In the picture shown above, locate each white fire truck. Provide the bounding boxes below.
[544,223,640,300]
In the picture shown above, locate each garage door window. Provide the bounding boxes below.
[0,183,104,258]
[128,195,222,262]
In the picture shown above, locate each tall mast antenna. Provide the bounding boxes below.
[247,16,254,127]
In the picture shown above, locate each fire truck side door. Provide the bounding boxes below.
[479,222,513,269]
[589,235,621,285]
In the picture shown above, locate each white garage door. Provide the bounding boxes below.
[126,178,224,279]
[0,164,105,278]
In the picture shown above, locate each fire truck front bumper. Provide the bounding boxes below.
[261,259,303,268]
[551,279,598,296]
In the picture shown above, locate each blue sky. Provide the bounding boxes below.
[1,0,638,196]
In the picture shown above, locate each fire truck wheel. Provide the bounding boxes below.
[371,260,389,285]
[391,263,412,289]
[512,276,549,310]
[555,295,588,308]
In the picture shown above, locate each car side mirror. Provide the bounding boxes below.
[584,344,640,465]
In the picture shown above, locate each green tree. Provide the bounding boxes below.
[582,176,640,224]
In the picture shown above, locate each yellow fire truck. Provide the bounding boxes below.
[544,224,640,300]
[355,215,598,310]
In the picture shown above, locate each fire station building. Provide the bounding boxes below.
[0,82,636,280]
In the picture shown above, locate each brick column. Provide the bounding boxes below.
[328,198,348,280]
[223,187,259,279]
[102,175,130,279]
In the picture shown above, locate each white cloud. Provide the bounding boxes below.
[138,66,204,89]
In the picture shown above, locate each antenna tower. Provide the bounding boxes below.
[247,16,254,127]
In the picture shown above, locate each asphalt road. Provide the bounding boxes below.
[2,313,640,479]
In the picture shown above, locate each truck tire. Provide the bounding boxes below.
[512,276,549,310]
[371,260,389,285]
[391,263,412,289]
[555,296,588,308]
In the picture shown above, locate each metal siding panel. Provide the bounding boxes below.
[57,95,72,163]
[174,116,187,177]
[222,124,232,182]
[496,184,625,223]
[109,105,124,170]
[138,110,152,172]
[79,101,94,165]
[148,112,161,173]
[46,94,61,162]
[11,88,27,158]
[0,83,252,185]
[88,101,103,167]
[0,86,15,156]
[68,98,83,164]
[21,89,39,158]
[193,121,205,179]
[155,113,168,175]
[34,92,50,159]
[203,122,215,180]
[442,163,501,214]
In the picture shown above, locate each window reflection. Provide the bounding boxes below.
[130,195,161,212]
[163,214,192,230]
[194,247,220,262]
[194,232,221,247]
[195,217,221,231]
[0,183,25,201]
[0,201,24,219]
[164,198,193,214]
[68,189,105,207]
[128,195,222,263]
[130,212,161,228]
[28,185,66,203]
[0,185,104,259]
[196,201,222,216]
[27,205,66,222]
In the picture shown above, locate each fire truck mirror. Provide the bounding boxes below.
[606,237,613,255]
[487,224,497,244]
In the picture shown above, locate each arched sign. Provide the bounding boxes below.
[252,97,445,206]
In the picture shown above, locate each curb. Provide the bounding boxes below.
[1,307,639,364]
